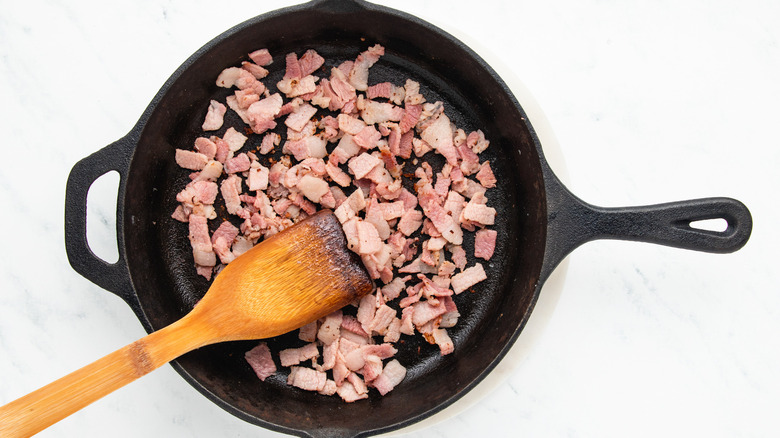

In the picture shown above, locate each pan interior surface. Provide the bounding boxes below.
[123,2,547,435]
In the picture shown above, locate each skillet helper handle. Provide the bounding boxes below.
[0,316,210,438]
[65,136,135,305]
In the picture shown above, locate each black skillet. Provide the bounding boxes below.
[63,0,752,436]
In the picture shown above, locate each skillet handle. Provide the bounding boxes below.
[65,135,138,313]
[540,171,753,282]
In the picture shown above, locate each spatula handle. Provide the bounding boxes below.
[0,318,209,437]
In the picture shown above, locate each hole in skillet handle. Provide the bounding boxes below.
[86,170,120,264]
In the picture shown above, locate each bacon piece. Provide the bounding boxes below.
[298,49,325,76]
[277,75,318,98]
[285,103,318,132]
[188,214,216,270]
[175,149,209,171]
[411,299,448,327]
[216,67,243,88]
[241,61,268,79]
[449,245,467,270]
[474,228,497,260]
[360,101,404,125]
[431,328,454,355]
[248,48,273,66]
[348,152,382,180]
[397,209,423,236]
[399,104,422,134]
[337,113,367,135]
[326,161,352,187]
[211,220,240,264]
[371,359,406,396]
[220,174,243,215]
[356,220,382,255]
[283,52,302,79]
[336,381,368,403]
[279,343,320,367]
[353,125,382,149]
[202,100,226,131]
[288,366,327,392]
[458,143,481,176]
[348,44,384,91]
[451,263,487,294]
[248,162,269,191]
[259,132,280,155]
[467,129,490,154]
[329,68,357,110]
[461,200,496,226]
[193,137,217,160]
[246,93,283,134]
[244,342,276,381]
[224,153,251,174]
[420,113,457,165]
[476,161,497,188]
[296,174,330,203]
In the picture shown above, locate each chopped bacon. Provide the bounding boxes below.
[188,214,216,274]
[241,61,268,80]
[176,44,503,402]
[244,342,276,381]
[288,366,327,392]
[461,200,496,226]
[193,137,217,160]
[248,48,273,66]
[356,220,382,255]
[458,143,481,176]
[220,174,243,215]
[353,125,382,149]
[202,100,226,131]
[247,162,269,191]
[420,112,457,165]
[211,220,240,264]
[175,149,209,171]
[361,101,404,125]
[451,263,487,294]
[348,44,384,91]
[347,152,382,180]
[399,104,422,134]
[474,228,497,260]
[298,49,325,76]
[285,103,318,132]
[397,209,423,236]
[371,359,406,396]
[246,93,283,134]
[224,153,251,174]
[476,161,497,188]
[337,113,366,135]
[279,343,320,367]
[296,174,330,203]
[467,129,490,154]
[259,132,280,155]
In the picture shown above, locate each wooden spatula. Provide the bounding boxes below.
[0,210,373,437]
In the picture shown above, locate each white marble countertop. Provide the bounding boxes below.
[1,1,778,437]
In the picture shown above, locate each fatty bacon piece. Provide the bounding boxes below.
[277,51,321,98]
[246,93,283,134]
[188,214,216,279]
[420,111,458,166]
[348,44,384,91]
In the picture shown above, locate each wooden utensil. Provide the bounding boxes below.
[0,210,373,437]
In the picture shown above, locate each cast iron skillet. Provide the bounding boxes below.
[64,0,752,436]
